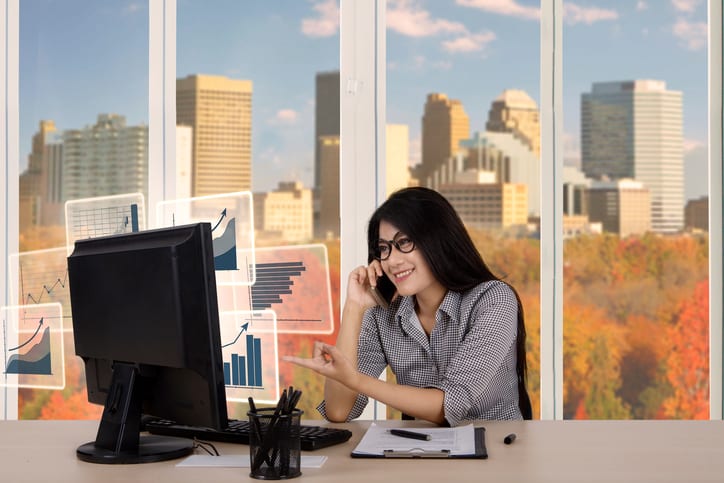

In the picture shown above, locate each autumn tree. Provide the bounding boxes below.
[662,279,709,419]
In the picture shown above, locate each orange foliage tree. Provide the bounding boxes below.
[662,279,709,419]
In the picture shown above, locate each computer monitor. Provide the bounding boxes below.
[67,222,228,464]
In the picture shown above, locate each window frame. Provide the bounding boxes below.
[1,0,721,421]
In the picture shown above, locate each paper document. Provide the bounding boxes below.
[352,423,476,456]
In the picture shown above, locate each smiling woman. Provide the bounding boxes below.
[285,187,532,426]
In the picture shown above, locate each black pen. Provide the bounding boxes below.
[389,429,431,441]
[504,433,517,444]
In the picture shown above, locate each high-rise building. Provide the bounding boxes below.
[385,124,411,196]
[177,74,253,196]
[19,120,58,229]
[314,71,340,191]
[458,131,540,217]
[314,71,340,237]
[581,80,683,233]
[62,114,148,201]
[587,178,651,237]
[420,93,470,186]
[254,181,313,243]
[439,180,528,230]
[175,125,193,200]
[318,135,340,239]
[486,89,540,158]
[684,196,708,231]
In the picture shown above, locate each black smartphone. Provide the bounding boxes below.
[368,273,396,309]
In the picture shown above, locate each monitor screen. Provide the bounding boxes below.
[67,222,228,464]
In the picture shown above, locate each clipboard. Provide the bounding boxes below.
[351,426,487,459]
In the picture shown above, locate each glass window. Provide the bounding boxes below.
[15,0,149,419]
[386,0,541,417]
[177,0,340,418]
[562,1,709,419]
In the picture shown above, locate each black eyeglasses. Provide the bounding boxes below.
[373,236,415,261]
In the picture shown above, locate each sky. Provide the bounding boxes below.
[19,0,709,200]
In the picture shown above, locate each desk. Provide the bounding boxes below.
[2,419,724,482]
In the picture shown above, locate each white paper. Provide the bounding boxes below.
[176,454,327,468]
[351,423,476,456]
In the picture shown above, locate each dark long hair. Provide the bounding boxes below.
[367,187,532,419]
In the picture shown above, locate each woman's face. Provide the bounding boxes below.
[378,220,443,298]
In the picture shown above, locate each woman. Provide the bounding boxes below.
[285,187,532,426]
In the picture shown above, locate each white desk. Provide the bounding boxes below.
[2,419,724,482]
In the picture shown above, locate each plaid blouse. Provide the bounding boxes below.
[318,280,523,426]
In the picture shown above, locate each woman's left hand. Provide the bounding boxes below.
[283,341,359,389]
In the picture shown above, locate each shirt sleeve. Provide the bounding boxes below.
[317,307,390,421]
[439,282,519,426]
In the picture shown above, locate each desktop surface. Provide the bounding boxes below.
[2,419,724,482]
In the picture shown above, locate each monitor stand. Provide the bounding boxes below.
[76,362,194,464]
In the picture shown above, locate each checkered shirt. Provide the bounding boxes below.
[318,280,523,426]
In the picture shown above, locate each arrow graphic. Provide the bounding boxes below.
[221,322,249,348]
[211,208,227,232]
[8,317,44,352]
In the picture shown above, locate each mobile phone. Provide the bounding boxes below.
[368,273,396,309]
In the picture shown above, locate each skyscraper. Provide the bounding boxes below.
[314,71,340,237]
[420,93,470,186]
[581,80,684,233]
[62,114,148,201]
[177,74,253,196]
[314,71,340,191]
[486,89,540,158]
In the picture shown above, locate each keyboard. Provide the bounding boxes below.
[142,417,353,451]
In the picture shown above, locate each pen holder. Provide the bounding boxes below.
[248,408,303,480]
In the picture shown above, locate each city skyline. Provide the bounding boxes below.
[18,0,708,200]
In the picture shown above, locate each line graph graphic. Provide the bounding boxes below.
[9,248,73,328]
[1,304,65,390]
[223,244,334,334]
[156,192,255,285]
[65,193,146,253]
[219,310,279,404]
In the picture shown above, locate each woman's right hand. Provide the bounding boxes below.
[346,261,384,309]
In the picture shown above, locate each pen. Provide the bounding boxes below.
[504,433,517,444]
[389,429,431,441]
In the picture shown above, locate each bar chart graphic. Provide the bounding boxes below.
[219,310,279,404]
[223,334,263,388]
[65,193,146,253]
[9,248,73,327]
[224,244,334,334]
[1,303,65,390]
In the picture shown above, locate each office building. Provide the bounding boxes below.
[420,93,470,186]
[175,125,193,200]
[317,135,340,239]
[486,89,540,158]
[685,196,708,231]
[587,178,651,237]
[177,74,253,196]
[581,80,684,233]
[456,131,540,217]
[314,71,340,191]
[19,120,58,229]
[385,124,411,196]
[62,114,148,201]
[253,181,313,243]
[563,166,591,217]
[439,179,528,230]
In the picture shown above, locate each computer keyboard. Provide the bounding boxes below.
[142,416,353,451]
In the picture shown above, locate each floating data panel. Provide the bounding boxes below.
[218,244,334,335]
[8,248,72,331]
[156,192,256,286]
[1,303,65,390]
[65,193,146,254]
[219,310,279,405]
